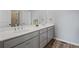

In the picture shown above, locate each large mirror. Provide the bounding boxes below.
[11,10,20,27]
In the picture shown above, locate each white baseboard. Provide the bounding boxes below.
[54,37,79,46]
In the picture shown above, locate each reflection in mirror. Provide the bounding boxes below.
[11,10,20,27]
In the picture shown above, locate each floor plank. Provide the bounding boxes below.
[45,39,79,48]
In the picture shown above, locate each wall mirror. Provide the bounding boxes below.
[11,10,20,27]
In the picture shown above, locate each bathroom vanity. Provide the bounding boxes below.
[0,24,54,48]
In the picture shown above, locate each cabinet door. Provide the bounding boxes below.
[40,39,47,48]
[14,39,33,48]
[48,29,54,42]
[32,36,40,48]
[40,32,48,48]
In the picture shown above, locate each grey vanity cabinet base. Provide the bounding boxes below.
[3,31,39,48]
[0,25,54,48]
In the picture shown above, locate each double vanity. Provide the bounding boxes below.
[0,24,54,48]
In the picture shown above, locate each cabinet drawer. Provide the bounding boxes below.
[32,36,40,48]
[4,31,39,48]
[40,32,48,43]
[23,31,39,40]
[29,31,39,38]
[14,39,33,48]
[40,39,47,48]
[40,28,47,34]
[48,26,53,30]
[0,41,4,48]
[48,29,54,42]
[4,36,26,48]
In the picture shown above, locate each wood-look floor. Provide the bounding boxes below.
[45,39,79,48]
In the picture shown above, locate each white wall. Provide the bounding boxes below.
[31,10,40,24]
[31,10,56,25]
[55,10,79,44]
[46,10,56,24]
[20,10,31,25]
[0,10,11,28]
[39,10,47,24]
[31,10,47,25]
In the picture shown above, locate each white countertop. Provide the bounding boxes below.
[0,24,54,41]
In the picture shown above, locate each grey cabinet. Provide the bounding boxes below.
[40,28,48,48]
[31,36,40,48]
[15,36,40,48]
[0,25,54,48]
[14,39,33,48]
[4,35,26,48]
[48,26,54,42]
[4,31,39,48]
